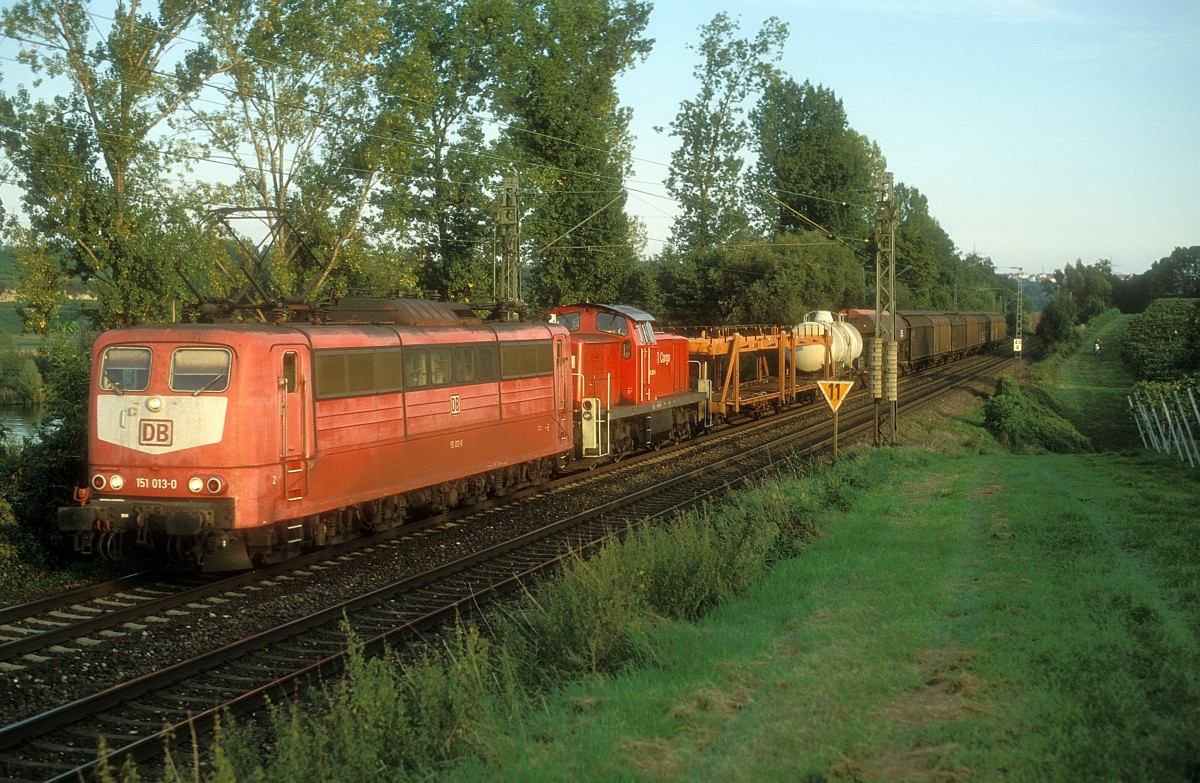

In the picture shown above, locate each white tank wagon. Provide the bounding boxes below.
[793,310,864,373]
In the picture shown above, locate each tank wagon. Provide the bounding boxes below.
[794,310,864,374]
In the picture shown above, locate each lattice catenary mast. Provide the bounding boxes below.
[871,172,899,446]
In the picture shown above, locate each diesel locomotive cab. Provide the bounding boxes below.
[549,303,710,461]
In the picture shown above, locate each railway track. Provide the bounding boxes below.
[0,349,1021,781]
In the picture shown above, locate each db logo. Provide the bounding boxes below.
[139,419,174,446]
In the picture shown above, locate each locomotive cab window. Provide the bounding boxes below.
[637,322,655,344]
[596,312,629,336]
[555,311,581,332]
[100,347,152,393]
[170,348,231,394]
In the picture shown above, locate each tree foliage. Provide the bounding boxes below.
[1036,293,1079,350]
[492,0,653,310]
[1054,259,1112,324]
[654,239,865,325]
[749,78,879,242]
[190,0,390,302]
[373,0,505,303]
[664,13,787,253]
[892,184,957,309]
[0,0,223,328]
[1114,246,1200,313]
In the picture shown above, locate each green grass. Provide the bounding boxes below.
[436,447,1200,783]
[1027,310,1140,450]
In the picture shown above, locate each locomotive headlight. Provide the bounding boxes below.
[206,477,224,494]
[146,396,163,412]
[108,474,125,491]
[188,477,204,493]
[91,474,107,491]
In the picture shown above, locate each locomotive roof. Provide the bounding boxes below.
[562,303,657,323]
[322,297,481,326]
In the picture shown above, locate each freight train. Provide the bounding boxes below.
[57,299,1006,570]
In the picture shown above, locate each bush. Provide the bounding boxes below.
[1036,294,1080,351]
[983,375,1092,453]
[1121,298,1200,381]
[0,342,45,406]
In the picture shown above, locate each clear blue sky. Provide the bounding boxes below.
[617,0,1200,276]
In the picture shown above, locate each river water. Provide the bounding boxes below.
[0,408,42,444]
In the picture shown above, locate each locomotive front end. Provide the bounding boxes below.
[57,328,262,570]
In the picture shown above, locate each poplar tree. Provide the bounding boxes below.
[664,13,787,253]
[750,77,879,242]
[493,0,653,310]
[191,0,389,302]
[373,0,506,303]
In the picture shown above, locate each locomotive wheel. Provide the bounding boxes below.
[98,531,123,561]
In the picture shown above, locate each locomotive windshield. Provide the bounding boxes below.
[555,311,581,331]
[595,312,629,336]
[100,347,151,393]
[170,348,231,394]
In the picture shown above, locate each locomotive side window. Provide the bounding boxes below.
[429,348,452,385]
[556,311,581,332]
[315,352,348,397]
[375,351,404,392]
[345,352,378,395]
[313,344,499,397]
[403,349,429,388]
[596,312,629,336]
[315,348,404,399]
[474,344,499,381]
[100,347,151,392]
[169,348,231,394]
[500,341,553,379]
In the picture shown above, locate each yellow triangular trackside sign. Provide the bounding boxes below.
[817,380,854,412]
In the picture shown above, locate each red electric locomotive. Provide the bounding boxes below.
[58,298,573,570]
[548,303,710,461]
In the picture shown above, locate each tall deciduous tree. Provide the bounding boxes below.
[1054,259,1112,323]
[0,0,225,328]
[750,78,879,242]
[665,13,787,253]
[374,0,506,303]
[191,0,388,303]
[893,183,957,309]
[493,0,653,310]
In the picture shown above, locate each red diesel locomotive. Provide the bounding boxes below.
[58,299,711,570]
[548,303,710,459]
